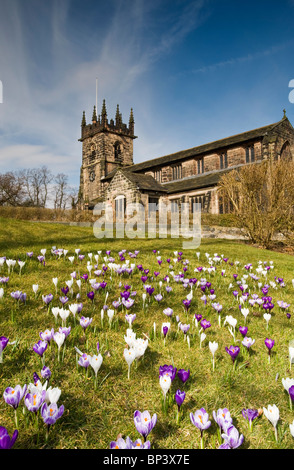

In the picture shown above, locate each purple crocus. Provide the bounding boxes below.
[33,340,48,358]
[24,390,46,414]
[265,338,275,363]
[177,368,190,383]
[225,345,240,364]
[241,408,259,430]
[42,294,53,305]
[41,366,51,381]
[0,336,9,352]
[159,364,177,381]
[175,390,186,408]
[40,329,54,344]
[80,316,93,331]
[163,308,173,317]
[3,384,27,409]
[239,326,248,337]
[190,408,211,449]
[78,353,90,369]
[134,410,157,442]
[200,319,211,331]
[154,294,163,302]
[182,299,191,311]
[221,425,244,449]
[213,408,233,432]
[110,437,150,449]
[41,402,64,439]
[87,291,95,302]
[0,427,18,449]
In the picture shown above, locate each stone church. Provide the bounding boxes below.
[78,100,294,216]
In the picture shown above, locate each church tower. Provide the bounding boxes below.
[78,100,136,209]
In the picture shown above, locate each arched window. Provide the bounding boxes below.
[115,195,126,221]
[114,142,122,162]
[280,141,292,161]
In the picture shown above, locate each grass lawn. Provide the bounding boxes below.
[1,217,294,449]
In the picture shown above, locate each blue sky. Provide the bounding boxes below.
[0,0,294,191]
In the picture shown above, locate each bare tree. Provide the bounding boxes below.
[53,173,68,209]
[20,166,53,207]
[218,159,294,248]
[0,171,25,206]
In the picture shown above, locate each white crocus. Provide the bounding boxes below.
[209,341,218,371]
[263,404,279,442]
[124,347,136,379]
[200,332,206,349]
[124,329,136,348]
[160,374,171,401]
[241,308,250,325]
[45,386,61,404]
[32,284,39,295]
[107,309,115,326]
[90,354,103,378]
[52,277,58,293]
[69,303,79,319]
[290,420,294,438]
[0,287,4,300]
[59,308,70,325]
[263,313,271,329]
[53,332,66,361]
[282,377,294,410]
[289,346,294,370]
[51,307,60,322]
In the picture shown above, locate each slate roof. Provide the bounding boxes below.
[125,120,283,173]
[163,166,242,193]
[112,169,168,192]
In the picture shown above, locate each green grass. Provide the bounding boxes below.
[1,216,294,449]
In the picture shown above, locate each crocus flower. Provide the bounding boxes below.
[200,319,211,331]
[209,341,218,371]
[42,294,53,306]
[241,408,259,430]
[41,366,51,381]
[177,368,190,383]
[239,326,248,337]
[3,384,27,410]
[40,329,54,344]
[80,316,93,331]
[110,436,150,449]
[213,408,233,433]
[159,365,177,381]
[242,337,255,350]
[0,427,18,449]
[163,308,173,317]
[175,390,186,409]
[263,404,279,442]
[225,345,240,367]
[33,340,48,360]
[0,336,9,362]
[160,374,172,401]
[24,390,46,413]
[134,410,157,442]
[265,338,275,363]
[78,353,90,369]
[221,425,244,449]
[41,402,64,441]
[124,347,136,379]
[89,354,103,379]
[190,408,211,449]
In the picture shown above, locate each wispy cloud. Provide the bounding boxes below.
[189,41,294,75]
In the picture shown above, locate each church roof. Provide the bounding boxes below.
[163,167,234,193]
[122,118,285,173]
[112,168,168,192]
